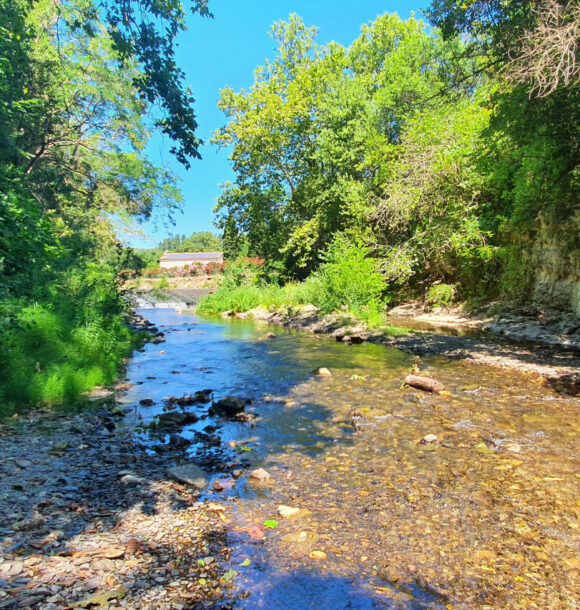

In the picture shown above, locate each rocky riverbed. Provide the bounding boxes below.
[227,304,580,394]
[1,308,579,609]
[0,401,238,609]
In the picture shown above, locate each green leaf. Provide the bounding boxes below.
[223,569,236,582]
[263,519,278,529]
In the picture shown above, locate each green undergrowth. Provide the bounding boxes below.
[0,267,145,417]
[197,283,313,315]
[198,237,390,327]
[198,283,409,332]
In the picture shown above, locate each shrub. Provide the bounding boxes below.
[156,276,169,289]
[426,283,456,308]
[308,234,386,320]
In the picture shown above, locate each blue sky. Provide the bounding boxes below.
[125,0,426,248]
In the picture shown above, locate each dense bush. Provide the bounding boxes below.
[198,236,386,326]
[0,266,140,415]
[308,235,385,319]
[426,283,456,308]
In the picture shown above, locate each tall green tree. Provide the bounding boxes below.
[214,13,453,276]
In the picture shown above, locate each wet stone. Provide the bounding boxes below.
[167,464,210,490]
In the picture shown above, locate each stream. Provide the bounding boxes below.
[120,308,579,609]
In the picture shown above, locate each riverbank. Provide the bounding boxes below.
[0,389,236,609]
[1,308,579,609]
[222,304,580,394]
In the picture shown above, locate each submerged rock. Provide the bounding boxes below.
[423,434,438,443]
[404,374,445,393]
[277,505,301,518]
[167,464,210,489]
[211,396,247,417]
[249,468,272,482]
[258,332,277,340]
[157,411,199,429]
[316,367,332,377]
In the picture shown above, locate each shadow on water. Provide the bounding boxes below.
[2,306,578,608]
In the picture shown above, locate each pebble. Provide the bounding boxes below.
[120,474,145,487]
[277,505,301,518]
[423,434,438,443]
[249,468,272,482]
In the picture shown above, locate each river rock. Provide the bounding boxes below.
[316,367,332,377]
[423,434,438,443]
[211,396,246,417]
[277,505,301,518]
[168,434,191,450]
[120,474,145,487]
[139,398,155,406]
[165,390,212,406]
[167,464,210,489]
[249,468,271,482]
[157,411,199,429]
[404,375,445,393]
[258,332,276,340]
[342,335,364,344]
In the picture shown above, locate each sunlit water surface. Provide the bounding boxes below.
[121,309,580,609]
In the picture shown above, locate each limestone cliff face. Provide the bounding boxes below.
[532,211,580,316]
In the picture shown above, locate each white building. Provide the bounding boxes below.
[159,252,224,269]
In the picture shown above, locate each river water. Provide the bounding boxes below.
[121,309,580,609]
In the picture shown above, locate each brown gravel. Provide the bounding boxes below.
[0,405,236,609]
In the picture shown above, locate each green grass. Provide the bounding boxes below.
[197,282,313,315]
[0,302,143,417]
[197,282,409,332]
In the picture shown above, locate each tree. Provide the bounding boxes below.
[158,231,222,252]
[214,13,450,276]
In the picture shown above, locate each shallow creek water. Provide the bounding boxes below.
[122,309,579,609]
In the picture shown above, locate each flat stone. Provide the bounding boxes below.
[277,505,301,518]
[316,367,332,377]
[167,464,210,490]
[249,468,271,482]
[15,459,33,469]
